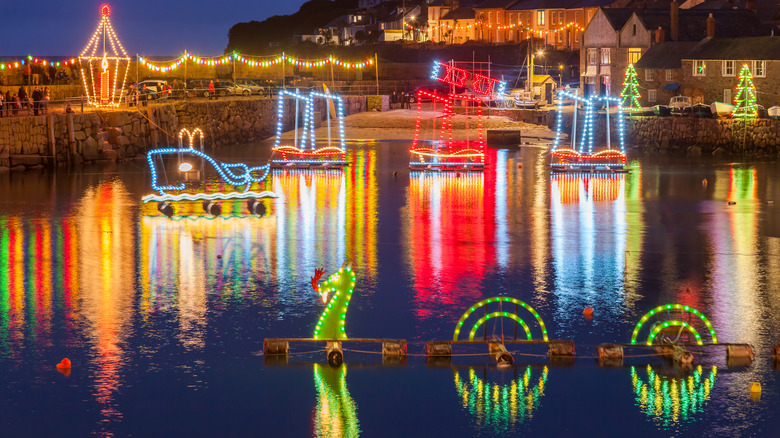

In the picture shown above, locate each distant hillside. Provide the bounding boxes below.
[226,0,358,54]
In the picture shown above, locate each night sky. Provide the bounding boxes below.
[0,1,306,57]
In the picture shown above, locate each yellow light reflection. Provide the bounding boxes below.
[75,180,136,429]
[453,366,548,429]
[631,364,716,428]
[313,364,360,438]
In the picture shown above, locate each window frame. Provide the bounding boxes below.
[722,60,735,77]
[628,48,641,65]
[693,60,706,76]
[666,70,674,82]
[587,48,598,65]
[600,48,611,65]
[645,69,654,81]
[648,89,657,103]
[537,10,545,26]
[753,60,766,78]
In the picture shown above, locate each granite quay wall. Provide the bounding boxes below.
[543,109,780,155]
[0,95,369,169]
[628,116,780,155]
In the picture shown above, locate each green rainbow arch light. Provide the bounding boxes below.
[630,304,717,345]
[468,312,532,341]
[454,297,549,342]
[646,321,704,346]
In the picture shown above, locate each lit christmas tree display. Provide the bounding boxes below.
[620,64,642,111]
[78,4,130,107]
[732,64,757,119]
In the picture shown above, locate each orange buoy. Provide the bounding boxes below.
[56,358,71,369]
[702,178,708,188]
[583,307,594,318]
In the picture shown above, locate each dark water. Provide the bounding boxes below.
[1,142,779,437]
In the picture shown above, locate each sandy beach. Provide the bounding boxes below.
[280,108,556,142]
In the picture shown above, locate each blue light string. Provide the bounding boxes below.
[148,148,270,194]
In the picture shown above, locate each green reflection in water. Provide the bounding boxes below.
[313,364,360,438]
[631,364,716,427]
[453,366,548,432]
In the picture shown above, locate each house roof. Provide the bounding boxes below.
[691,0,780,24]
[474,0,519,9]
[442,6,477,19]
[506,0,545,11]
[570,0,623,7]
[601,8,636,30]
[633,9,767,41]
[536,0,579,8]
[683,36,780,60]
[633,41,698,69]
[533,74,556,84]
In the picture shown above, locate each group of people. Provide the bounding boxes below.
[390,91,413,109]
[0,86,51,117]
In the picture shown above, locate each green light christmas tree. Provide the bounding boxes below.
[732,64,757,118]
[620,64,642,111]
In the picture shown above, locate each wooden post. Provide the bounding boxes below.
[47,114,56,165]
[374,53,379,95]
[148,108,159,147]
[66,113,76,165]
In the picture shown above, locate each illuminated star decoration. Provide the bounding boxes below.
[78,4,131,107]
[313,265,356,340]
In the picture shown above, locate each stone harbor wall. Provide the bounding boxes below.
[545,109,780,155]
[0,96,368,169]
[627,117,780,155]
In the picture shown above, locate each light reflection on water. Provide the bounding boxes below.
[0,145,779,436]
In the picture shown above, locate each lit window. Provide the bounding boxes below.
[753,60,765,77]
[537,10,545,26]
[693,60,706,76]
[600,48,610,64]
[722,60,735,77]
[628,48,641,65]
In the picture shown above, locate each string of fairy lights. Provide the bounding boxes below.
[1,52,375,73]
[138,53,375,73]
[407,21,584,34]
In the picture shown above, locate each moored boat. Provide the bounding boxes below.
[652,105,671,117]
[769,106,780,119]
[710,101,735,118]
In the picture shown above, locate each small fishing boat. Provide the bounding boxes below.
[710,101,735,118]
[652,105,671,117]
[684,103,712,118]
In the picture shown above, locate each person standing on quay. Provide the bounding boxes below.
[32,87,42,116]
[208,80,215,100]
[18,86,27,111]
[4,90,10,117]
[0,91,4,118]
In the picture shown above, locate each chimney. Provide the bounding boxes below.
[671,0,679,41]
[706,13,715,38]
[452,0,459,9]
[745,0,757,12]
[656,26,665,42]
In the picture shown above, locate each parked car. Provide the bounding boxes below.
[138,79,168,100]
[186,79,251,97]
[235,78,267,95]
[216,81,252,96]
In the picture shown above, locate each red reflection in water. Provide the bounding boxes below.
[406,172,492,320]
